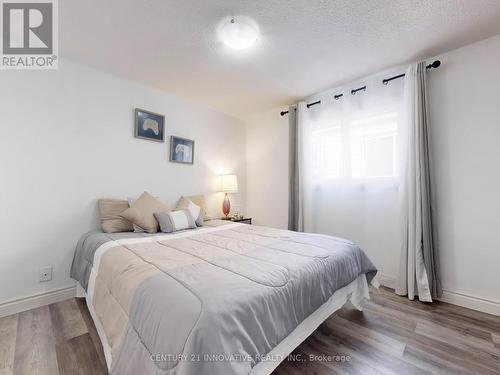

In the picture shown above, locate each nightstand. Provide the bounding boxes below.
[222,217,252,224]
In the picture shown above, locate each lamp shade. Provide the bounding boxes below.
[219,174,238,193]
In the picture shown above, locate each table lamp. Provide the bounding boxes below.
[219,174,238,218]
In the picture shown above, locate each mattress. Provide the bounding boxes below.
[71,221,377,375]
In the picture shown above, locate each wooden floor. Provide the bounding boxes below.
[1,287,499,374]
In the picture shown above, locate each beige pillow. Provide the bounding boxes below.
[120,192,170,233]
[127,197,146,233]
[176,195,209,221]
[99,199,134,233]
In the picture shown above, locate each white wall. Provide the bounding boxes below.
[429,35,500,305]
[0,59,246,304]
[245,109,289,229]
[246,34,500,312]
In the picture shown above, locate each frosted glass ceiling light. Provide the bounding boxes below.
[217,16,259,50]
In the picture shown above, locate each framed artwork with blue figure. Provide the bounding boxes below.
[170,136,194,164]
[135,108,165,142]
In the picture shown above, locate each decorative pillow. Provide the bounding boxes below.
[183,200,203,227]
[176,195,209,223]
[120,192,170,233]
[98,199,134,233]
[167,199,202,226]
[155,209,196,233]
[127,197,145,233]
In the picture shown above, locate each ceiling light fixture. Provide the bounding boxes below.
[217,16,259,50]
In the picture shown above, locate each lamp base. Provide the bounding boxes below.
[222,193,231,218]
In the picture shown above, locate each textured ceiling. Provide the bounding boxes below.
[60,0,500,118]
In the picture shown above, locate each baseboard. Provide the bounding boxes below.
[376,273,396,289]
[376,274,500,316]
[439,289,500,317]
[0,285,76,318]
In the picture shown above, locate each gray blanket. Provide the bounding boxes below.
[70,222,377,375]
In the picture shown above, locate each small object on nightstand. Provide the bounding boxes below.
[229,217,252,224]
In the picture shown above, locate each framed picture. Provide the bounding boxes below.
[135,108,165,142]
[170,136,194,164]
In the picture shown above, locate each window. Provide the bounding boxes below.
[312,126,341,178]
[351,112,398,178]
[312,112,398,180]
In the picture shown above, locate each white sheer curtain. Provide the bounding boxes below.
[300,71,404,272]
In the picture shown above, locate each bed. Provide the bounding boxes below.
[70,220,377,375]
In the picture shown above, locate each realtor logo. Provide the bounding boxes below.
[1,0,58,69]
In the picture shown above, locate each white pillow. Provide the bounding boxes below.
[186,201,203,227]
[175,196,208,223]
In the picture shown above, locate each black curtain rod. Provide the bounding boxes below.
[280,100,321,116]
[280,60,441,116]
[280,99,322,116]
[280,109,293,116]
[307,100,321,108]
[351,85,366,95]
[383,60,441,85]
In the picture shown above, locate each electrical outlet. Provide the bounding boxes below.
[39,266,52,282]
